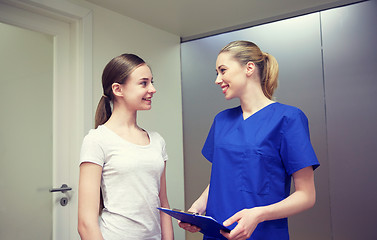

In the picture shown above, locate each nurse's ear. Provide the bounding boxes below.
[246,61,256,77]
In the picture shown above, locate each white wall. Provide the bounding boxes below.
[70,0,186,238]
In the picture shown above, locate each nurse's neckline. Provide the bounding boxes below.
[241,102,278,120]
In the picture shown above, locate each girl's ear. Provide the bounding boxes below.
[112,83,123,97]
[246,61,256,77]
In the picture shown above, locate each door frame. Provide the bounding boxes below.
[0,0,92,239]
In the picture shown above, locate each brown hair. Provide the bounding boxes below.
[219,40,279,99]
[94,54,146,128]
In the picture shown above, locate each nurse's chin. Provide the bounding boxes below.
[224,94,236,100]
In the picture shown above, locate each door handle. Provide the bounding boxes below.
[49,184,72,193]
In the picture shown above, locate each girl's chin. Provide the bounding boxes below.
[139,105,152,111]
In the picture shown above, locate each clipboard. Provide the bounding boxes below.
[158,207,230,239]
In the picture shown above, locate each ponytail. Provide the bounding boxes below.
[94,95,112,128]
[94,95,110,214]
[261,52,279,100]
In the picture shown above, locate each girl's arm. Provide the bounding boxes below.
[78,162,104,240]
[221,166,316,240]
[159,163,174,240]
[178,184,210,232]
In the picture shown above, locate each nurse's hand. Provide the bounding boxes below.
[178,221,201,233]
[177,206,202,233]
[220,208,264,240]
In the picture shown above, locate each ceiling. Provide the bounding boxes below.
[85,0,363,41]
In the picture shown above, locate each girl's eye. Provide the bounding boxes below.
[151,80,154,85]
[141,81,147,86]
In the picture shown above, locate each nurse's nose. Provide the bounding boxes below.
[215,74,222,85]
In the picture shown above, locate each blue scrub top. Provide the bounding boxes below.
[202,103,320,240]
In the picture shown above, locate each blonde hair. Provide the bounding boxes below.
[219,40,279,99]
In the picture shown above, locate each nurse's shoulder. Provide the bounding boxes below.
[214,105,242,122]
[274,103,310,129]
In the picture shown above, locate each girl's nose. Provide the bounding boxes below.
[149,84,156,93]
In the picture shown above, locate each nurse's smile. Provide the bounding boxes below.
[221,85,229,94]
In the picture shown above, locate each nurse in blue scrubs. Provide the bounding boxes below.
[179,40,320,240]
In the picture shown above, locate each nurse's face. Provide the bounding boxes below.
[215,52,248,100]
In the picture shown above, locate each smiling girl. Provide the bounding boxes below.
[78,54,173,240]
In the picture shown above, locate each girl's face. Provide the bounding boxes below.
[118,64,156,111]
[215,52,248,100]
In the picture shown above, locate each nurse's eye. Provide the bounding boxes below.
[220,68,226,74]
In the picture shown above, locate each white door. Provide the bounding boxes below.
[0,22,56,239]
[0,1,92,239]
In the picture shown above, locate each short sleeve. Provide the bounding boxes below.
[202,118,216,163]
[161,136,168,162]
[280,109,320,175]
[79,134,105,167]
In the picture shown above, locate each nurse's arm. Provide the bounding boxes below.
[221,166,316,239]
[189,184,209,214]
[260,166,316,219]
[178,184,209,232]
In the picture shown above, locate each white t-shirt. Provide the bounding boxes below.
[80,125,168,240]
